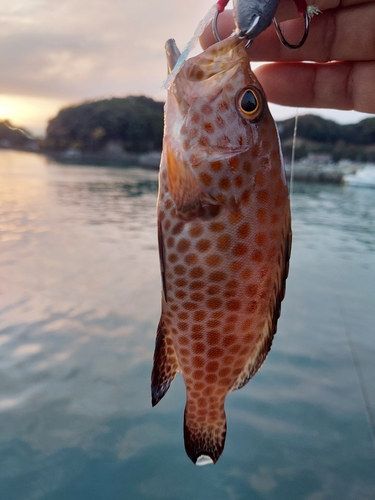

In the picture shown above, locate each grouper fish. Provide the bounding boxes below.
[151,34,291,465]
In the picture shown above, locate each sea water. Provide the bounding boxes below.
[0,150,374,500]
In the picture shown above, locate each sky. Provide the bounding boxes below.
[0,0,373,136]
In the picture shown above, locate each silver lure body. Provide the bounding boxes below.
[233,0,279,39]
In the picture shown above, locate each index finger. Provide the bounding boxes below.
[200,0,375,63]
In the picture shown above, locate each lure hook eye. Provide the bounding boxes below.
[213,9,253,49]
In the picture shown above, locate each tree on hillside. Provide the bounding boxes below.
[45,96,164,153]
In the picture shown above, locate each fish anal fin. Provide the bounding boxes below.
[183,401,227,465]
[151,318,179,407]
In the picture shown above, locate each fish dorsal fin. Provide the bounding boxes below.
[231,225,292,391]
[151,317,180,406]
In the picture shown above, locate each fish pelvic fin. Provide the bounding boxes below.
[151,318,179,407]
[183,401,227,465]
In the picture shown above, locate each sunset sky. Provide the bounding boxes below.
[1,0,373,136]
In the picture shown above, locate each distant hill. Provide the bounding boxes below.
[278,114,375,162]
[39,96,375,162]
[0,120,37,151]
[44,96,164,154]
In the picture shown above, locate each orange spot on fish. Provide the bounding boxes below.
[185,254,198,265]
[207,330,220,345]
[177,239,191,253]
[172,222,184,235]
[196,239,211,252]
[191,292,204,302]
[193,311,206,322]
[234,175,243,188]
[230,261,242,272]
[204,122,214,134]
[207,361,219,372]
[199,136,210,147]
[189,281,204,292]
[255,232,267,246]
[209,221,225,232]
[271,214,279,225]
[229,157,239,171]
[257,190,269,203]
[251,250,263,262]
[237,223,250,239]
[206,297,223,310]
[229,212,243,224]
[192,342,205,354]
[217,234,231,252]
[233,243,248,256]
[257,208,267,224]
[189,224,203,238]
[242,189,250,204]
[210,160,222,172]
[190,267,204,279]
[174,265,186,275]
[167,237,175,248]
[218,100,229,111]
[201,104,213,114]
[226,299,241,311]
[193,356,204,368]
[207,347,224,359]
[219,177,231,190]
[207,284,220,295]
[199,172,212,186]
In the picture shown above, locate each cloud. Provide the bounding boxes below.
[0,0,210,102]
[1,0,372,132]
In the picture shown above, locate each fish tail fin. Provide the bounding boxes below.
[183,400,227,465]
[151,317,179,407]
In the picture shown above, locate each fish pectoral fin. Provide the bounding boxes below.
[184,401,227,465]
[165,143,204,213]
[151,318,179,406]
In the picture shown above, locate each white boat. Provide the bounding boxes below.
[343,165,375,188]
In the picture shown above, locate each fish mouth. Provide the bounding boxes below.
[165,39,181,74]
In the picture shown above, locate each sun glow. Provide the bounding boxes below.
[0,94,69,136]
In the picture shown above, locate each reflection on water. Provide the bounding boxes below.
[0,150,374,500]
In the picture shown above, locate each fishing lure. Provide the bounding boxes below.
[215,0,319,49]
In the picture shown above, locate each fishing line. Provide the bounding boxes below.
[289,109,299,203]
[336,295,375,456]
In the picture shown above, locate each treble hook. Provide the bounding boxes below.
[273,10,310,50]
[213,9,253,49]
[213,4,310,51]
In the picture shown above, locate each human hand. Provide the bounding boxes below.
[200,0,375,113]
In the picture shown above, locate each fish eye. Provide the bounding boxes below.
[237,87,263,120]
